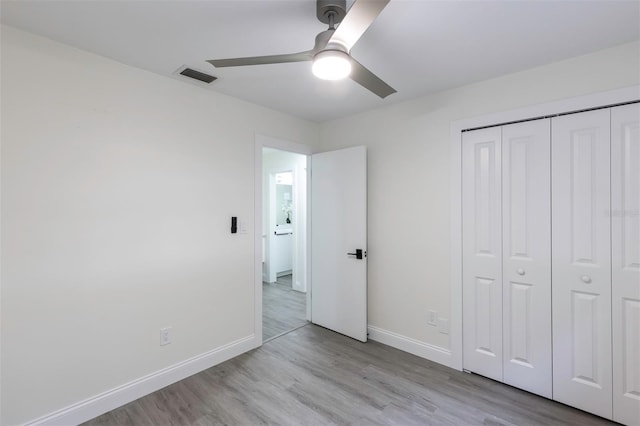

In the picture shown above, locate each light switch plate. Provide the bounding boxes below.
[239,219,248,234]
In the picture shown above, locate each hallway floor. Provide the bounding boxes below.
[262,274,307,341]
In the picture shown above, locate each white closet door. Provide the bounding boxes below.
[552,109,612,418]
[501,119,552,398]
[611,103,640,426]
[462,127,503,381]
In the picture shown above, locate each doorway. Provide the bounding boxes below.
[255,135,368,345]
[262,147,308,341]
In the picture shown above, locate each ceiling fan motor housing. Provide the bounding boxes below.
[316,0,347,25]
[313,29,348,53]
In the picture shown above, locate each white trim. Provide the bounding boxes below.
[449,85,640,372]
[254,134,313,337]
[449,122,463,371]
[305,153,312,322]
[367,325,452,368]
[257,135,313,157]
[255,136,264,344]
[25,335,257,426]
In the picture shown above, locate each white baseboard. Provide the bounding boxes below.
[367,325,452,368]
[26,334,259,426]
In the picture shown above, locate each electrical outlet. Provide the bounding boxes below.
[160,327,172,346]
[438,318,450,335]
[428,310,438,326]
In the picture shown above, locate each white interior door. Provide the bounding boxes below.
[311,146,367,342]
[462,127,503,381]
[501,119,552,398]
[552,109,612,418]
[611,103,640,426]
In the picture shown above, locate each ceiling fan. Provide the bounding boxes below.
[207,0,396,99]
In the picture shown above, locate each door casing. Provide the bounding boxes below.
[255,135,313,344]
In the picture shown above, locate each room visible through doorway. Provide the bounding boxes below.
[262,148,308,341]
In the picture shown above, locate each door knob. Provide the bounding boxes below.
[581,275,592,284]
[516,268,525,276]
[347,249,366,260]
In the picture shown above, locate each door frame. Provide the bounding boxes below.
[449,85,640,371]
[255,134,313,344]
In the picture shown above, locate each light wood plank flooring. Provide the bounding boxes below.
[262,274,307,341]
[84,324,613,426]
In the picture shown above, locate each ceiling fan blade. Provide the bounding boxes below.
[329,0,390,51]
[208,51,313,68]
[349,58,396,98]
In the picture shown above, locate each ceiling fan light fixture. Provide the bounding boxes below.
[312,50,352,80]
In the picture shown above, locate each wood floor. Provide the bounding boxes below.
[84,324,613,426]
[262,274,307,341]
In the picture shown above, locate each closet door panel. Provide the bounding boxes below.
[611,103,640,426]
[462,127,503,381]
[502,119,552,398]
[552,109,612,418]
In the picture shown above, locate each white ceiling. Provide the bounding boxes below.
[1,0,638,122]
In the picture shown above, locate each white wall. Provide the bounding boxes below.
[319,41,640,353]
[0,25,319,425]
